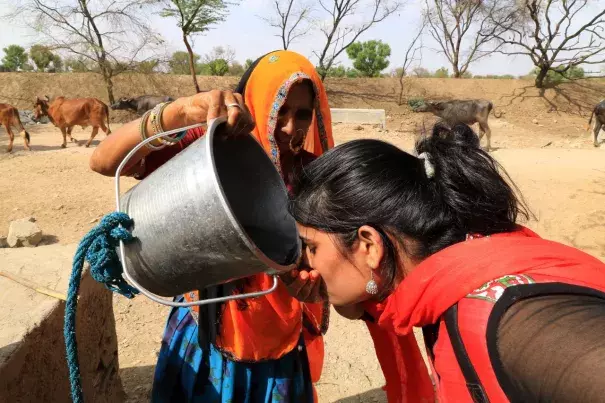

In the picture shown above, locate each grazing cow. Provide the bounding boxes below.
[110,95,174,115]
[0,104,31,152]
[33,96,111,148]
[414,99,500,150]
[587,100,605,147]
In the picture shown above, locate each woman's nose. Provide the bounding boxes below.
[280,115,296,136]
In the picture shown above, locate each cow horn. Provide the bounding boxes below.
[44,95,50,101]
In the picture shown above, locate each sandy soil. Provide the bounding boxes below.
[0,117,604,402]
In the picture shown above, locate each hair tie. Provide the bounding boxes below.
[417,152,435,179]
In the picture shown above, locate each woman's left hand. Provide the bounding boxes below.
[280,268,327,303]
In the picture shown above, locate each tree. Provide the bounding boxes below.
[29,45,62,72]
[346,40,391,77]
[16,0,161,104]
[170,51,200,74]
[433,67,449,78]
[488,0,605,88]
[244,58,254,70]
[529,65,585,86]
[228,61,245,76]
[137,59,160,74]
[261,0,312,50]
[314,0,401,81]
[395,20,424,104]
[424,0,512,78]
[202,46,234,76]
[2,45,29,71]
[161,0,230,93]
[65,57,95,73]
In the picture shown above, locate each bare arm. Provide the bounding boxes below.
[90,90,253,177]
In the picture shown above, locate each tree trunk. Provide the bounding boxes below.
[103,73,115,105]
[535,66,549,88]
[183,33,201,93]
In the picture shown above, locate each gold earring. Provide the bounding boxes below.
[289,129,306,154]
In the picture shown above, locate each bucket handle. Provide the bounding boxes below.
[114,117,280,307]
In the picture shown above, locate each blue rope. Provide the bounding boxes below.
[64,212,139,403]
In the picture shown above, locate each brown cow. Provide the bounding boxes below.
[0,103,31,152]
[33,96,111,148]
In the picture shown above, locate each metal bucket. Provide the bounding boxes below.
[118,118,301,299]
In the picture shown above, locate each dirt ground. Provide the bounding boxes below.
[0,112,604,402]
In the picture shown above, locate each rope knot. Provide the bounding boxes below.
[85,212,138,298]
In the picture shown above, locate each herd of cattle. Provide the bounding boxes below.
[0,95,604,152]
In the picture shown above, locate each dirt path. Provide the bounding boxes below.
[1,121,604,402]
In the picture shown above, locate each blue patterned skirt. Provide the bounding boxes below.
[151,300,314,403]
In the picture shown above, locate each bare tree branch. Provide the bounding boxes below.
[424,0,512,78]
[259,0,313,50]
[487,0,605,88]
[397,19,424,105]
[10,0,163,103]
[313,0,401,80]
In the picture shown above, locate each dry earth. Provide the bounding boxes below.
[0,94,604,402]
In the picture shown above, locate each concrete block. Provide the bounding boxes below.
[0,244,124,403]
[330,108,386,129]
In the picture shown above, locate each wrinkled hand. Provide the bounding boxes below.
[175,90,255,136]
[280,268,327,303]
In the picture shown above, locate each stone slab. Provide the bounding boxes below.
[330,108,386,129]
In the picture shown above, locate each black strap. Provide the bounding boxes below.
[444,304,490,403]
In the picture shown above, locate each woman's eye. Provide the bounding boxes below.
[306,245,316,254]
[296,109,313,120]
[278,106,290,116]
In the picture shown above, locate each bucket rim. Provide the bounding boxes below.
[205,117,301,273]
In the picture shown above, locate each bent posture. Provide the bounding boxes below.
[289,123,605,402]
[33,96,111,148]
[587,100,605,147]
[0,103,30,152]
[110,95,174,116]
[414,99,499,150]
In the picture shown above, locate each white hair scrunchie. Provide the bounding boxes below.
[417,152,435,179]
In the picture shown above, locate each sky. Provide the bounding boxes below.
[0,0,602,76]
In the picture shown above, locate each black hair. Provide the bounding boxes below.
[290,123,530,292]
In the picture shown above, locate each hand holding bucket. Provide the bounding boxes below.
[115,117,302,307]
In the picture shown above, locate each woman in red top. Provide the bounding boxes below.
[289,123,605,402]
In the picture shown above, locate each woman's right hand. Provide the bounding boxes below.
[167,90,255,136]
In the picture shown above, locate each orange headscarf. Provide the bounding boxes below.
[185,51,333,383]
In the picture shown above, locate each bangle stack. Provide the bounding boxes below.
[140,101,188,150]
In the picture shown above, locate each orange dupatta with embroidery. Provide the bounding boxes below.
[184,50,333,385]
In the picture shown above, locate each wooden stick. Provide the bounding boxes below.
[0,270,67,301]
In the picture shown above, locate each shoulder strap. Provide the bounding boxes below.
[444,304,490,403]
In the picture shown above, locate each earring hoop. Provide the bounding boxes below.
[289,129,306,154]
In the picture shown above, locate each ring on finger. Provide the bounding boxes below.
[226,103,241,109]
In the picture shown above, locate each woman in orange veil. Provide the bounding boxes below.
[90,50,333,402]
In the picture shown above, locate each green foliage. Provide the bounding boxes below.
[346,40,391,78]
[29,45,62,72]
[244,58,254,70]
[461,71,473,79]
[408,97,425,109]
[530,65,585,86]
[317,65,361,78]
[161,0,228,36]
[1,45,29,71]
[136,59,160,73]
[433,67,449,78]
[205,58,229,76]
[169,51,199,74]
[65,57,91,72]
[228,61,245,76]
